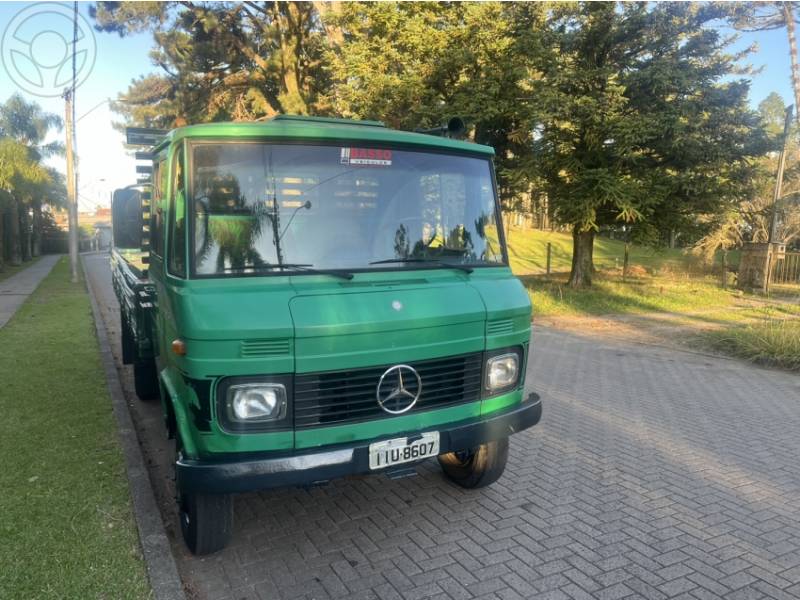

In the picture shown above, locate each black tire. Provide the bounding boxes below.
[178,489,233,555]
[438,437,509,489]
[175,439,234,555]
[133,358,159,400]
[120,310,135,365]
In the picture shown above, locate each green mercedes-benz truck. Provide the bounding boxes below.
[111,115,541,555]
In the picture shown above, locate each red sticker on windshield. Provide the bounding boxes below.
[340,147,392,166]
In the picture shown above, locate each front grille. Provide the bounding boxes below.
[294,353,483,428]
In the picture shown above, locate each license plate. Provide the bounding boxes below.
[369,432,440,470]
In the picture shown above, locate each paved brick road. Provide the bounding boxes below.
[83,253,800,600]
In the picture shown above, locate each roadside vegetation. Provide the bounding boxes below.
[0,258,150,598]
[703,320,800,371]
[508,228,800,369]
[0,95,66,275]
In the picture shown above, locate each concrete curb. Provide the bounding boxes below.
[81,254,186,600]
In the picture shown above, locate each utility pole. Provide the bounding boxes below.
[64,1,79,282]
[764,104,793,294]
[769,105,793,244]
[64,90,78,282]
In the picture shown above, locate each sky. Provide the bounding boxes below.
[0,2,796,212]
[0,1,153,212]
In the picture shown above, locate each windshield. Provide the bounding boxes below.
[190,142,503,276]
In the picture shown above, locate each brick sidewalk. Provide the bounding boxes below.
[83,253,800,600]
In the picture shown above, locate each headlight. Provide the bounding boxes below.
[486,353,519,392]
[225,383,287,423]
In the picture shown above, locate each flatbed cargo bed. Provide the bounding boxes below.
[111,247,155,364]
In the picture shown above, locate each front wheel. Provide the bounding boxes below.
[178,490,233,555]
[175,439,233,555]
[438,438,509,489]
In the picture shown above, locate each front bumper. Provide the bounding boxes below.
[176,392,542,494]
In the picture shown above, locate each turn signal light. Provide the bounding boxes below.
[171,339,187,356]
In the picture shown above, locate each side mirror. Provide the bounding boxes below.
[112,186,144,249]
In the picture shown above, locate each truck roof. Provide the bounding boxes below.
[153,115,494,157]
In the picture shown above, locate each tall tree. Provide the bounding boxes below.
[0,95,63,267]
[528,2,766,286]
[696,92,800,258]
[323,2,550,217]
[0,139,49,266]
[92,1,768,289]
[92,1,335,126]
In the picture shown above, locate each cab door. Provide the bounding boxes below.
[147,153,168,368]
[157,143,188,370]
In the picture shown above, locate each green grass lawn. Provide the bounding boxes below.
[520,272,742,318]
[509,229,800,370]
[506,228,799,320]
[523,271,800,322]
[0,258,150,598]
[0,256,42,283]
[506,228,690,275]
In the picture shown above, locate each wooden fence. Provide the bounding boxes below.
[772,251,800,285]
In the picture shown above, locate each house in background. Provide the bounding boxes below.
[52,206,113,250]
[93,222,112,250]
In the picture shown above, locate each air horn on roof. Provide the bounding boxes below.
[415,117,466,139]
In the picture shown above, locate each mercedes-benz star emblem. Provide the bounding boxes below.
[376,364,422,415]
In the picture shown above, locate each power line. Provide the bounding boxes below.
[77,98,111,122]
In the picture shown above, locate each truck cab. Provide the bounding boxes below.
[112,115,541,554]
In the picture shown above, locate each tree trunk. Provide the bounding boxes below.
[784,4,800,123]
[313,1,344,47]
[568,227,595,288]
[8,197,21,266]
[0,205,5,272]
[274,2,309,115]
[539,192,549,231]
[20,205,32,262]
[31,203,41,257]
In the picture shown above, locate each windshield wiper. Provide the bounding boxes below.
[369,258,474,274]
[221,263,353,280]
